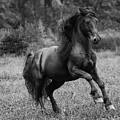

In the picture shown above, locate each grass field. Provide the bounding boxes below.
[0,51,120,120]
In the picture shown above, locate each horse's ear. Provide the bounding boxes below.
[78,8,83,14]
[26,50,34,59]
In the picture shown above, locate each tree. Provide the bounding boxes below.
[0,0,120,30]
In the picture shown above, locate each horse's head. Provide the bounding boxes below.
[57,8,101,62]
[77,7,101,44]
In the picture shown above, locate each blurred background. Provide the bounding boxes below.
[0,0,120,55]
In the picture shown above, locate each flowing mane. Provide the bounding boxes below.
[57,13,80,63]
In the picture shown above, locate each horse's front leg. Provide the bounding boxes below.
[91,67,115,110]
[71,66,102,102]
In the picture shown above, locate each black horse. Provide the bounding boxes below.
[23,7,115,113]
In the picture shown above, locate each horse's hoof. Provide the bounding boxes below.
[55,109,61,114]
[94,97,104,103]
[105,104,115,111]
[41,107,50,115]
[53,108,61,114]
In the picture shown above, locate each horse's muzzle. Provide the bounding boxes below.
[93,35,101,44]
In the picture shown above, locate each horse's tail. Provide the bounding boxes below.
[23,51,35,99]
[23,51,50,105]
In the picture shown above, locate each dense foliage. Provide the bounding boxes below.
[0,30,28,55]
[0,0,120,55]
[1,0,120,30]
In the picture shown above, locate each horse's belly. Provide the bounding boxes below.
[46,60,74,81]
[46,58,76,81]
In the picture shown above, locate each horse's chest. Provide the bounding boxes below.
[70,45,86,66]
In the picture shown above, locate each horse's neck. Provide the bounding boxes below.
[72,31,92,60]
[83,38,92,59]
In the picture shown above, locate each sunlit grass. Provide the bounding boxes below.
[93,30,120,52]
[0,52,120,120]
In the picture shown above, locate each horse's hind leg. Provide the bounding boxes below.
[91,67,115,110]
[46,80,64,113]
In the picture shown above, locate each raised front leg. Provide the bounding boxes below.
[71,66,93,80]
[71,66,103,103]
[91,67,115,110]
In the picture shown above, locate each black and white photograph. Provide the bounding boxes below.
[0,0,120,120]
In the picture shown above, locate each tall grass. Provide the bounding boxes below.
[0,22,45,55]
[93,30,120,55]
[0,24,120,56]
[93,37,119,51]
